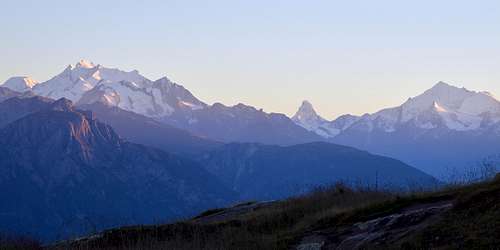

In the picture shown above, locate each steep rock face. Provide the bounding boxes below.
[0,98,235,242]
[199,142,438,200]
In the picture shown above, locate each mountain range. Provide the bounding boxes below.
[3,62,500,178]
[293,82,500,177]
[0,84,437,242]
[1,61,498,241]
[3,60,321,146]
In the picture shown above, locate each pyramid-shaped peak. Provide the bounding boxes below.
[298,100,316,113]
[293,100,323,121]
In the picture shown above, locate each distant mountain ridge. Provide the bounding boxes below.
[163,102,324,145]
[2,60,323,145]
[32,60,206,118]
[5,61,498,176]
[293,82,500,177]
[294,82,500,135]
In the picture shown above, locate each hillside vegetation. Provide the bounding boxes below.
[28,173,499,250]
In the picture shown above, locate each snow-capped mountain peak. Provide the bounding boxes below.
[292,100,347,138]
[293,100,323,121]
[6,61,208,119]
[295,82,500,139]
[32,60,151,102]
[1,76,39,92]
[75,59,96,69]
[404,82,500,117]
[404,81,476,111]
[366,82,500,132]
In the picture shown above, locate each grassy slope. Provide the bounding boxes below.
[402,175,500,249]
[4,175,500,250]
[51,185,392,250]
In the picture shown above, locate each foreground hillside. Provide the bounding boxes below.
[40,174,500,250]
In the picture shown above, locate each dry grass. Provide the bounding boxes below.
[49,183,393,250]
[14,174,500,250]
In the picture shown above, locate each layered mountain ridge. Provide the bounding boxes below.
[294,82,500,136]
[29,60,206,118]
[164,101,323,145]
[293,82,500,176]
[2,60,321,145]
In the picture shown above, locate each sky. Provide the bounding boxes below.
[1,0,499,119]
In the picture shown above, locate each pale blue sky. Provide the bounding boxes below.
[1,0,499,119]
